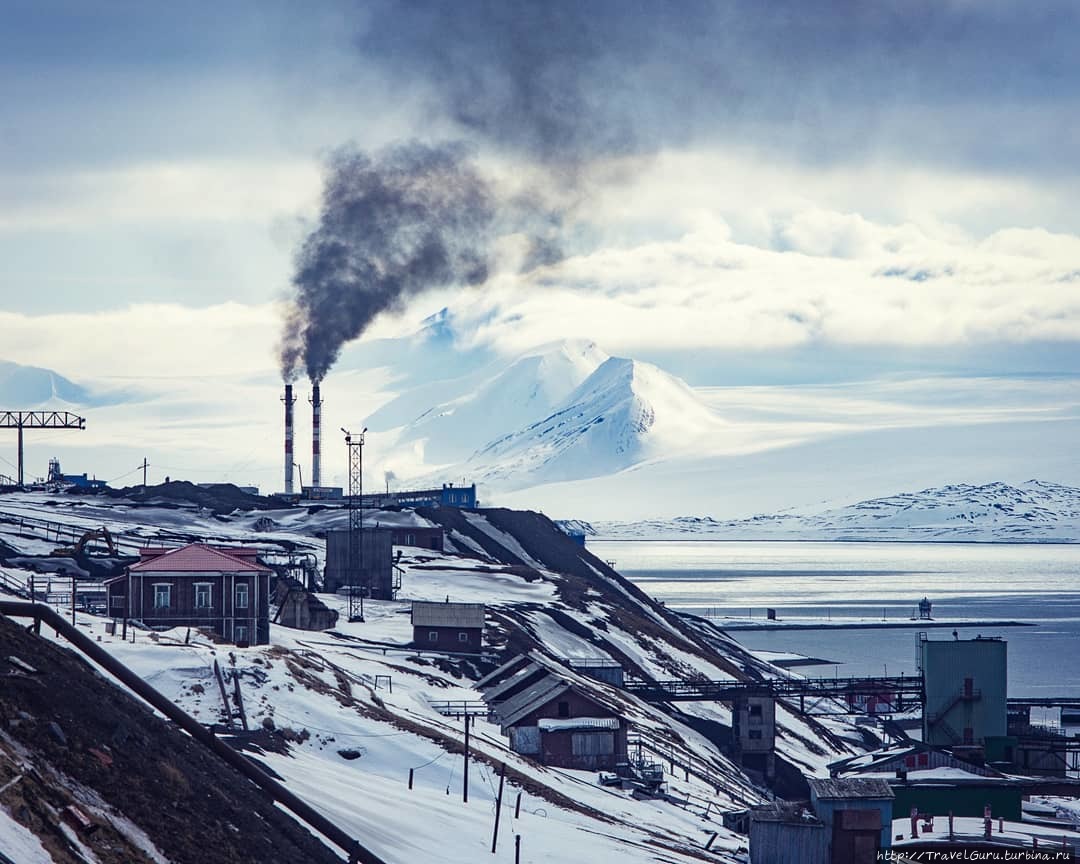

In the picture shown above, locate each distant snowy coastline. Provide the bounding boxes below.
[564,480,1080,543]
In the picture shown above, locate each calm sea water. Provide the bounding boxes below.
[592,540,1080,699]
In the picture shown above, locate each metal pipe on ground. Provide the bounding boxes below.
[0,601,385,864]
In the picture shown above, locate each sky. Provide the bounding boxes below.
[2,1,1079,514]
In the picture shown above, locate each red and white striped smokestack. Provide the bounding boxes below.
[283,384,295,494]
[310,383,322,489]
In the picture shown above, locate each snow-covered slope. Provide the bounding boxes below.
[0,358,97,406]
[459,356,726,489]
[0,488,867,863]
[587,480,1080,542]
[371,340,608,465]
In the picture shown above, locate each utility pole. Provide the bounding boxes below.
[343,428,367,622]
[463,713,470,803]
[141,458,149,489]
[0,411,86,486]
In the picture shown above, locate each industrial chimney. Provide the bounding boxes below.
[310,383,322,489]
[282,384,295,495]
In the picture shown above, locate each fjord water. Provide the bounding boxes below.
[597,540,1080,698]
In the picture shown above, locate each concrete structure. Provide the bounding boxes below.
[323,528,394,598]
[310,382,322,488]
[733,694,776,780]
[283,383,295,495]
[410,601,485,652]
[273,577,338,631]
[105,544,271,645]
[920,635,1007,750]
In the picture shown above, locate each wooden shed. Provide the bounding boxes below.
[495,673,628,771]
[411,601,485,652]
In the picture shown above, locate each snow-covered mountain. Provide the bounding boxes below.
[0,359,96,405]
[369,339,609,465]
[458,355,726,489]
[585,480,1080,541]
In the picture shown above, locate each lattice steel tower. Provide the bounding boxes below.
[343,427,367,622]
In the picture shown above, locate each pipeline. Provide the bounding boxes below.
[0,601,387,864]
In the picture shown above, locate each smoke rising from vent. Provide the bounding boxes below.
[280,141,495,383]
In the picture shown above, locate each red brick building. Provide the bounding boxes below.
[105,544,272,645]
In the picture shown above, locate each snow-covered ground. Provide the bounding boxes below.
[0,489,877,863]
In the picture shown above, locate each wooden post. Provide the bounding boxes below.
[514,835,520,864]
[491,763,506,853]
[514,791,522,819]
[705,832,718,850]
[463,713,470,803]
[70,572,76,625]
[233,671,249,731]
[214,660,234,730]
[408,768,414,790]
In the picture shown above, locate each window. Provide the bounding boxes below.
[428,631,439,642]
[153,584,171,610]
[235,625,248,644]
[749,703,763,717]
[110,595,124,610]
[194,583,212,609]
[406,533,415,545]
[235,583,249,609]
[557,701,570,718]
[917,753,929,767]
[748,730,763,740]
[458,632,469,643]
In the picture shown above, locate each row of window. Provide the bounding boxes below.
[427,630,472,643]
[152,583,250,610]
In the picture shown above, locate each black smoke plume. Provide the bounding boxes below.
[280,141,494,383]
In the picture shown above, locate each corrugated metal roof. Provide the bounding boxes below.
[537,717,619,732]
[411,601,485,628]
[496,675,571,729]
[130,543,270,573]
[482,662,548,704]
[475,654,533,691]
[807,777,894,800]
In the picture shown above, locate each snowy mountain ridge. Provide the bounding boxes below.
[454,354,725,489]
[580,480,1080,541]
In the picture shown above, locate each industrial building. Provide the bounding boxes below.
[105,544,271,645]
[828,742,1022,820]
[749,779,894,864]
[322,528,395,599]
[920,634,1007,751]
[410,601,485,651]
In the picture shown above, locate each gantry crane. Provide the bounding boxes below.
[0,411,86,486]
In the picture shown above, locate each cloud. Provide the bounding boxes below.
[445,210,1080,356]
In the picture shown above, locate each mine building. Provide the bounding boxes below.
[410,601,485,652]
[105,543,271,645]
[920,634,1007,754]
[749,778,894,864]
[481,655,629,772]
[323,528,396,598]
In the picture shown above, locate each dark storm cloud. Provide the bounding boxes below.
[357,0,1080,174]
[280,141,494,382]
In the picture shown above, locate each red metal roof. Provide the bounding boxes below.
[130,543,270,573]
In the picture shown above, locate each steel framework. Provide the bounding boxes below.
[0,411,86,486]
[343,428,366,622]
[624,674,926,715]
